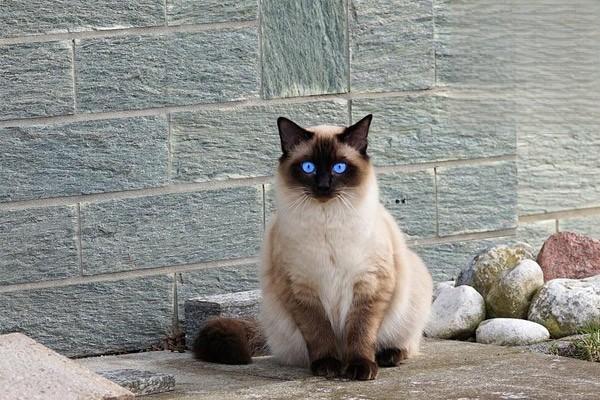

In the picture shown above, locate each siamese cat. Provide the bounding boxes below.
[194,115,433,380]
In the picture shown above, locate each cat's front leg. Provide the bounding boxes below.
[343,274,395,380]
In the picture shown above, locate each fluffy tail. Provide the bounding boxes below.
[192,318,266,365]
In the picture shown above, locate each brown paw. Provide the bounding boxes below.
[375,347,408,367]
[345,357,378,380]
[310,357,343,378]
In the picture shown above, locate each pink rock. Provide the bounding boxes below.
[537,232,600,281]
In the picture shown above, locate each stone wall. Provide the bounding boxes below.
[1,0,599,356]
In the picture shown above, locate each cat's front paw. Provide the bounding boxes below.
[345,357,378,380]
[310,357,343,378]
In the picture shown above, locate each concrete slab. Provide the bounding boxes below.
[0,333,133,400]
[98,369,175,396]
[78,339,600,399]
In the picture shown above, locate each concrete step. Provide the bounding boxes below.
[184,289,261,349]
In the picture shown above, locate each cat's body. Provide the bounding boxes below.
[194,116,432,380]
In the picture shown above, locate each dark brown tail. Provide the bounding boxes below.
[192,318,265,365]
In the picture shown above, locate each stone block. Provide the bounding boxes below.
[184,289,261,348]
[260,0,348,98]
[0,116,168,202]
[166,0,256,25]
[80,186,263,274]
[0,41,73,120]
[0,206,79,286]
[517,220,556,254]
[559,215,600,240]
[99,369,175,396]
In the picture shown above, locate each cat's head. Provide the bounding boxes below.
[276,115,374,203]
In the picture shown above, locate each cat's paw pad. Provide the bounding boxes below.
[376,347,408,367]
[345,357,378,380]
[310,357,342,378]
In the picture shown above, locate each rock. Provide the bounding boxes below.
[476,318,550,346]
[528,275,600,338]
[425,286,486,339]
[432,280,455,302]
[485,259,544,318]
[537,232,600,281]
[99,369,175,396]
[455,243,534,297]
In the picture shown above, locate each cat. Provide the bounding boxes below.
[193,115,433,380]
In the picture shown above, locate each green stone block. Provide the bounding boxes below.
[0,42,74,120]
[261,0,348,98]
[559,216,600,240]
[170,100,348,182]
[350,0,434,91]
[0,117,168,202]
[0,206,79,286]
[166,0,256,25]
[80,187,263,274]
[352,95,516,166]
[516,220,556,254]
[437,161,517,236]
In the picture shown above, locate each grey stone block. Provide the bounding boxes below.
[0,116,168,202]
[0,276,173,357]
[0,41,74,121]
[352,95,516,166]
[350,0,434,92]
[166,0,256,25]
[559,215,600,240]
[414,236,513,282]
[378,170,436,239]
[261,0,348,98]
[170,100,348,182]
[184,289,261,348]
[0,206,79,286]
[76,28,258,112]
[176,264,260,319]
[436,161,518,236]
[99,369,175,396]
[80,186,263,274]
[434,0,513,88]
[517,220,556,254]
[0,0,164,38]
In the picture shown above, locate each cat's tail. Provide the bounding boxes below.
[192,317,266,365]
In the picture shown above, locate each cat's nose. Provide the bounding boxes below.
[316,175,331,192]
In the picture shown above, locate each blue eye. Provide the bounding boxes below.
[301,161,316,174]
[332,162,347,174]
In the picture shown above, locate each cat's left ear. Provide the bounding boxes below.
[339,114,372,155]
[277,117,313,155]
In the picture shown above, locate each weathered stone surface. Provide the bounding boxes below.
[167,0,256,25]
[352,95,516,166]
[350,0,433,92]
[0,333,134,400]
[0,117,168,202]
[436,161,518,236]
[0,41,73,121]
[415,237,512,282]
[378,170,436,239]
[0,276,172,356]
[516,220,556,254]
[486,259,544,319]
[185,290,261,348]
[76,29,258,112]
[560,215,600,240]
[80,187,263,274]
[0,0,164,38]
[537,232,600,281]
[0,206,79,286]
[432,280,454,302]
[528,275,600,338]
[425,286,485,339]
[476,319,550,346]
[99,369,175,395]
[456,243,534,295]
[261,0,348,98]
[435,0,513,88]
[170,100,348,183]
[521,334,589,359]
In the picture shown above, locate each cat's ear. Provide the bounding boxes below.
[277,117,313,155]
[339,114,372,155]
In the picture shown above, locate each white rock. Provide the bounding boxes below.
[476,318,550,346]
[528,275,600,338]
[425,286,486,340]
[432,280,455,302]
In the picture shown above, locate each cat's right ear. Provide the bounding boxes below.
[277,117,313,155]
